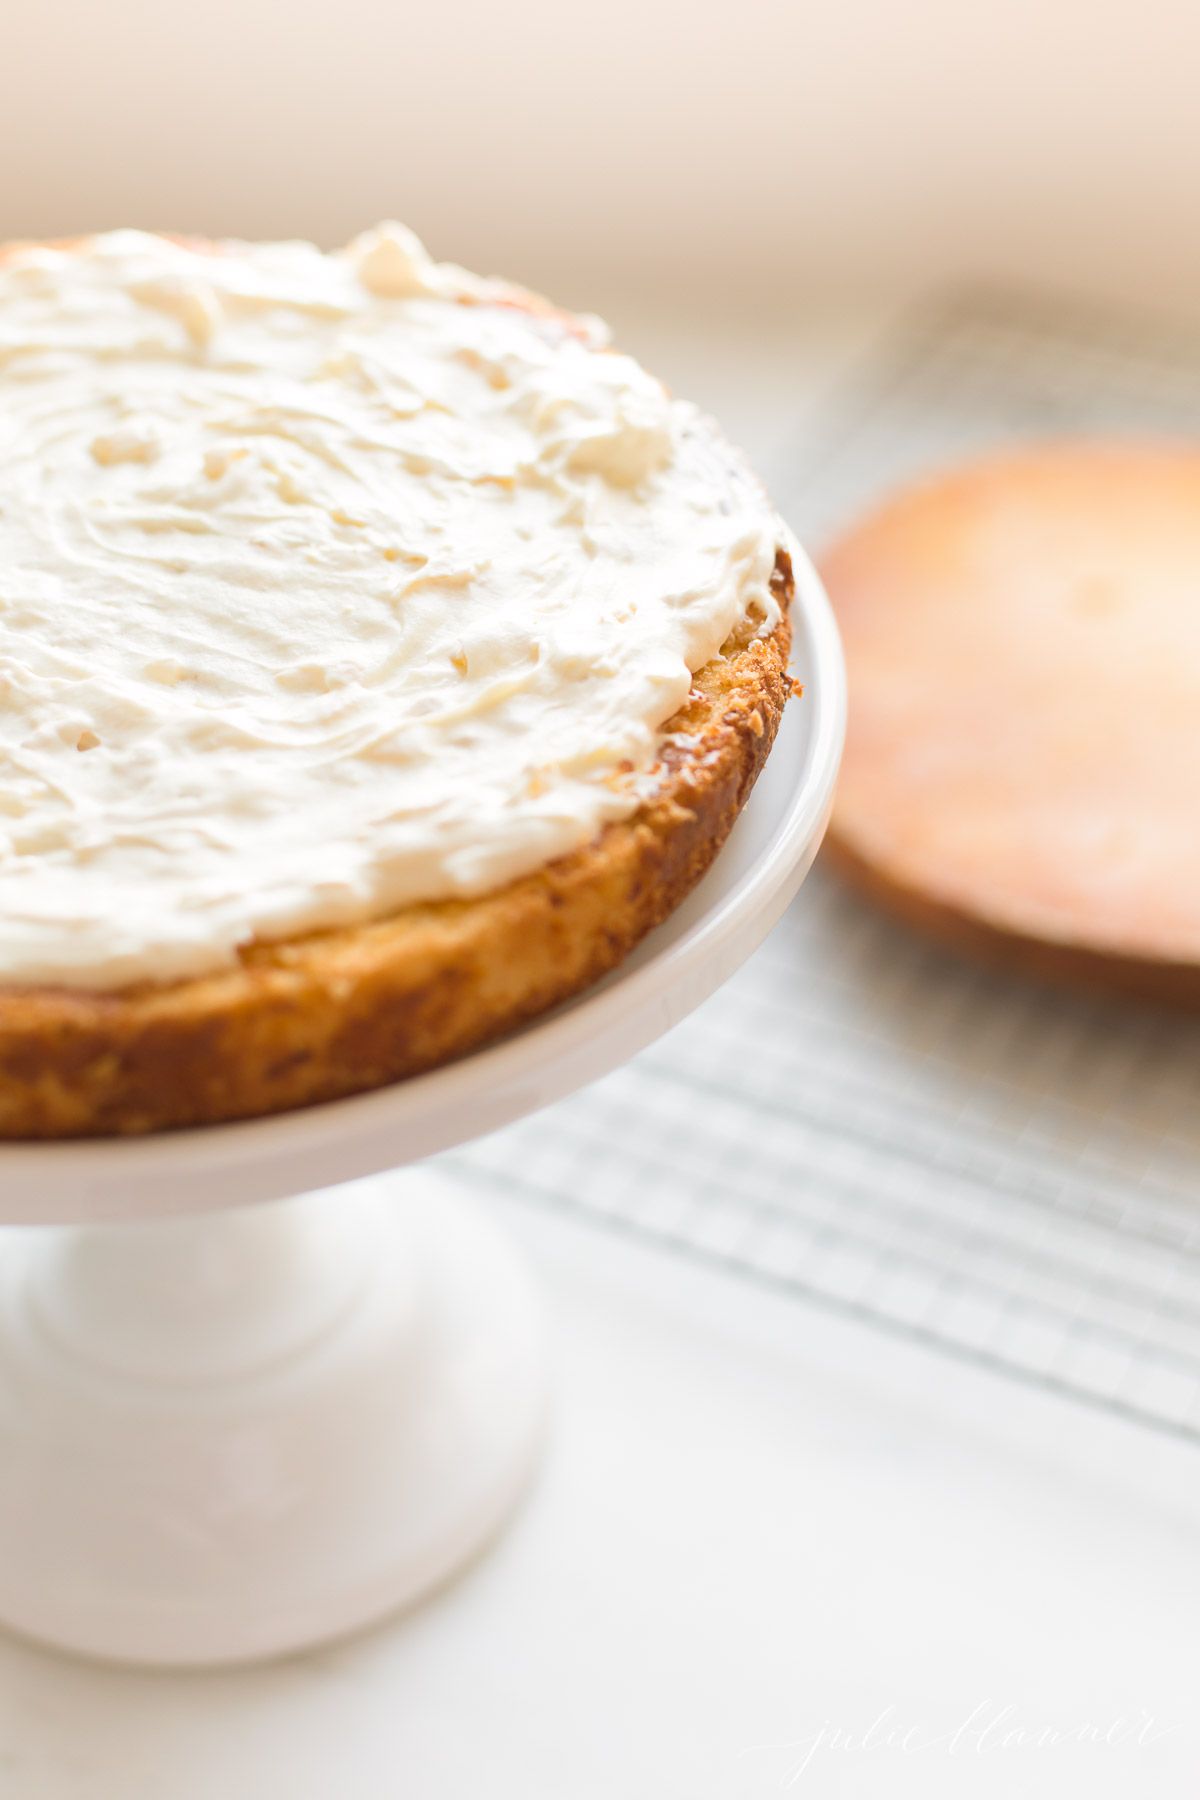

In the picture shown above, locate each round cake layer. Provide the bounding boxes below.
[0,227,783,990]
[0,566,792,1136]
[822,442,1200,1000]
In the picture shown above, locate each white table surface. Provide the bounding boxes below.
[1,301,1197,1799]
[0,1193,1195,1799]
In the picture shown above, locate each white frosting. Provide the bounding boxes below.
[0,225,783,990]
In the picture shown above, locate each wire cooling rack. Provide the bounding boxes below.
[447,290,1200,1446]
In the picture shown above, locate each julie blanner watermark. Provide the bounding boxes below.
[746,1700,1184,1788]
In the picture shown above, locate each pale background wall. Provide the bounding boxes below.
[2,0,1198,314]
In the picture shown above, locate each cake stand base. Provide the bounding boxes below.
[0,1174,546,1667]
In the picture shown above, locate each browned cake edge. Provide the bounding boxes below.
[0,557,793,1137]
[822,826,1200,1011]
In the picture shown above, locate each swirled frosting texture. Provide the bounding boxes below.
[0,226,783,989]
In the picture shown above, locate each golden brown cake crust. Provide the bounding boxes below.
[0,579,791,1138]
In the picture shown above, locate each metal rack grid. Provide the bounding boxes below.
[447,290,1200,1446]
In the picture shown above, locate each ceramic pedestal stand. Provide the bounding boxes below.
[0,552,844,1667]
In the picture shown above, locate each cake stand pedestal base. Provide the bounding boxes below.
[0,1175,546,1667]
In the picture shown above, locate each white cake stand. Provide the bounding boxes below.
[0,550,844,1668]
